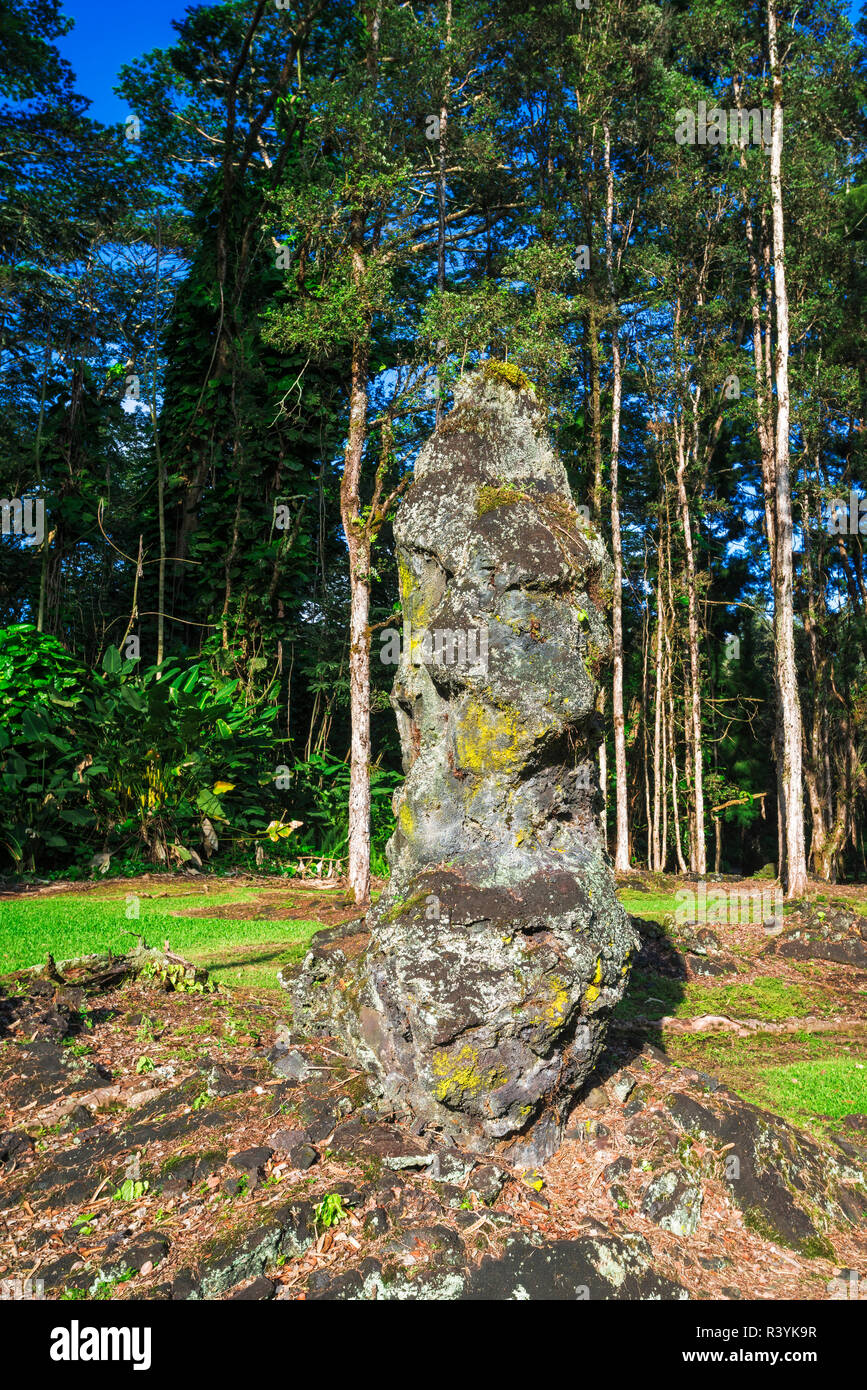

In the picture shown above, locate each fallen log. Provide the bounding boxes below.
[23,940,216,997]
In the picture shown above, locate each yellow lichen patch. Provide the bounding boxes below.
[397,556,415,605]
[431,1044,507,1103]
[476,484,524,517]
[584,955,603,1005]
[482,359,533,391]
[453,699,524,774]
[542,976,571,1027]
[398,557,433,626]
[398,801,415,837]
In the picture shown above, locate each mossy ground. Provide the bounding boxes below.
[615,872,867,1135]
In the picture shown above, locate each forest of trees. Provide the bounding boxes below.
[1,0,865,903]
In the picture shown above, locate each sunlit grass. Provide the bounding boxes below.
[741,1057,867,1124]
[616,970,821,1024]
[0,889,319,988]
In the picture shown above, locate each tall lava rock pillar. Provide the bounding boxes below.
[292,363,637,1162]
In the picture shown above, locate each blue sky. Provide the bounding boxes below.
[58,0,867,127]
[58,0,186,124]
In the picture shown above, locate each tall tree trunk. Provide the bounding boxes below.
[434,0,452,428]
[802,482,832,876]
[152,217,166,667]
[587,291,604,525]
[641,546,654,869]
[35,327,51,633]
[674,417,707,874]
[651,524,665,870]
[342,213,373,905]
[597,687,608,849]
[768,0,808,898]
[338,1,384,906]
[604,125,630,873]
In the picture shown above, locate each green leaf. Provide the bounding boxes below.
[196,788,229,822]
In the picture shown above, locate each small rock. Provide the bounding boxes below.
[466,1162,507,1205]
[288,1143,318,1171]
[64,1105,93,1131]
[694,927,722,954]
[363,1206,390,1238]
[623,1098,645,1117]
[430,1148,474,1183]
[159,1155,197,1195]
[228,1276,275,1300]
[194,1150,226,1182]
[584,1086,609,1111]
[436,1184,466,1209]
[171,1269,198,1300]
[566,1118,609,1141]
[611,1073,636,1105]
[0,1131,34,1167]
[687,953,738,977]
[205,1065,246,1097]
[266,1047,310,1082]
[699,1255,730,1271]
[603,1156,632,1183]
[230,1147,273,1177]
[268,1127,305,1153]
[641,1166,703,1237]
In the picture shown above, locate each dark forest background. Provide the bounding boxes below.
[1,0,865,897]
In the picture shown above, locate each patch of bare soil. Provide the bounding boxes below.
[0,871,382,906]
[173,893,364,927]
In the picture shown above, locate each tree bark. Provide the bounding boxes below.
[342,211,373,905]
[670,294,706,877]
[768,0,808,898]
[434,0,452,428]
[604,125,631,873]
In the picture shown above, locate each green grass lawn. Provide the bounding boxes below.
[617,889,681,924]
[0,889,322,991]
[741,1057,867,1124]
[614,970,821,1024]
[617,885,802,928]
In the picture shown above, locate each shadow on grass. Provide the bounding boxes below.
[581,914,689,1093]
[194,940,312,989]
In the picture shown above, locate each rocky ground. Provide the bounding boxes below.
[0,874,865,1301]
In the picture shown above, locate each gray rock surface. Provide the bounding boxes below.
[291,363,637,1162]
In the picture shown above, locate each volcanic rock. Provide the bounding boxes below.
[290,363,636,1162]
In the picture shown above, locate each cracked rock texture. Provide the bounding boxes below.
[291,363,637,1163]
